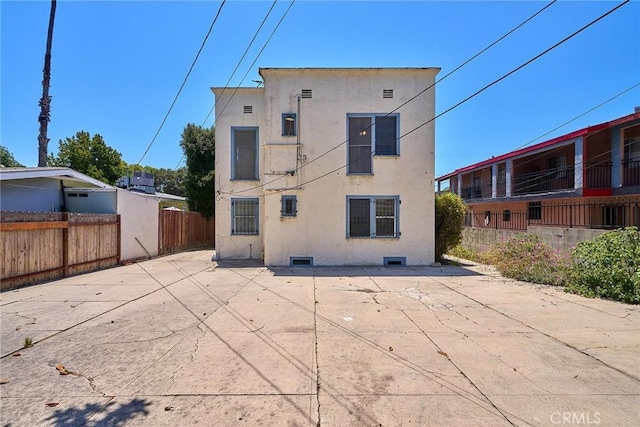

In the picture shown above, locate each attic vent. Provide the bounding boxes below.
[383,89,394,99]
[243,105,253,114]
[290,257,313,266]
[301,89,312,99]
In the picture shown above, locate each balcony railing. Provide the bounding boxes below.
[460,182,492,201]
[586,162,612,188]
[512,166,574,196]
[623,159,640,186]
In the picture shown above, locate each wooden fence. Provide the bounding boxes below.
[158,210,214,255]
[1,212,120,290]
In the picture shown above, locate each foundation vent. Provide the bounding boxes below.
[290,257,313,266]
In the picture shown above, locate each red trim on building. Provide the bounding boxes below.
[437,112,640,181]
[583,188,613,197]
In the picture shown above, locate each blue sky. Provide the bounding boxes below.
[2,1,638,178]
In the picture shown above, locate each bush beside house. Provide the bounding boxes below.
[435,192,466,261]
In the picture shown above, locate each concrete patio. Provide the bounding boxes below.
[1,250,638,426]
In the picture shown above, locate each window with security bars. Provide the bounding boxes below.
[281,195,297,217]
[528,201,542,220]
[347,196,399,238]
[232,128,258,180]
[231,199,259,235]
[347,114,399,174]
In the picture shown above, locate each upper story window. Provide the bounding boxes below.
[282,113,297,137]
[347,114,399,175]
[347,196,399,238]
[231,127,258,180]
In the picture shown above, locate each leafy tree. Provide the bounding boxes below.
[435,192,466,261]
[0,146,25,167]
[150,167,187,196]
[180,124,215,217]
[48,131,126,184]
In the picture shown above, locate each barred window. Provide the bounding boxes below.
[232,198,259,235]
[347,196,399,238]
[281,195,297,217]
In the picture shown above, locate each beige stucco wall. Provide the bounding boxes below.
[117,189,159,261]
[213,68,439,265]
[461,225,609,254]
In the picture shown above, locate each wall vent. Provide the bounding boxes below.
[383,257,406,267]
[243,105,253,114]
[301,89,312,99]
[290,257,313,266]
[383,89,394,99]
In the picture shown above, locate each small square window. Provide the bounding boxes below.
[281,195,297,217]
[282,113,296,136]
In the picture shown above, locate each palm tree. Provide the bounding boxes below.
[38,0,57,167]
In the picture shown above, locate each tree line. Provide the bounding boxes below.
[1,124,215,217]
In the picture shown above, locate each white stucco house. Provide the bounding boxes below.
[212,67,440,266]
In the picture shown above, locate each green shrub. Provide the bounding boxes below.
[435,193,466,261]
[492,233,568,286]
[568,227,640,303]
[447,245,493,264]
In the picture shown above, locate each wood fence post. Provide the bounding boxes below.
[62,213,69,277]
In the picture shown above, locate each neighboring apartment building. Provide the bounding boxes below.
[213,67,440,266]
[436,110,640,230]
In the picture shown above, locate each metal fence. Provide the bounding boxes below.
[465,199,640,231]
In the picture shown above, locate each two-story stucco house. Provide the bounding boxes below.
[212,67,440,266]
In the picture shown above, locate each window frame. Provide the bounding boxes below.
[281,195,297,217]
[231,127,259,180]
[346,196,400,239]
[231,198,259,235]
[528,201,542,221]
[346,113,400,175]
[282,113,297,137]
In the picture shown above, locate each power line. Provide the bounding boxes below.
[511,82,640,152]
[175,0,295,170]
[398,0,630,141]
[441,82,640,182]
[223,0,630,199]
[201,0,279,127]
[213,0,296,124]
[137,0,227,166]
[225,0,557,195]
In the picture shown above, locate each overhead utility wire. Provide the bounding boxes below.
[446,82,640,182]
[213,0,296,123]
[201,0,279,127]
[226,0,557,194]
[398,0,630,142]
[510,82,640,152]
[137,0,227,166]
[174,0,280,170]
[223,0,630,199]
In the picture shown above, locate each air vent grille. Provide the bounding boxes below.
[301,89,312,99]
[383,89,394,99]
[243,105,253,114]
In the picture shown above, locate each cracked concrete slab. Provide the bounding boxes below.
[1,250,639,426]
